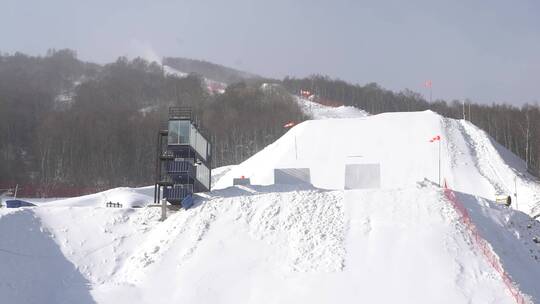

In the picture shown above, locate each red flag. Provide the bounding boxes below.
[300,90,312,97]
[424,80,433,88]
[429,135,441,142]
[283,121,295,128]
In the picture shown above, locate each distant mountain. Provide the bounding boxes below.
[163,57,260,85]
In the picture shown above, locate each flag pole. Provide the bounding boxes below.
[438,138,441,187]
[430,135,441,187]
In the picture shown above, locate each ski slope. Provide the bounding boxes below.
[216,110,540,216]
[1,184,539,303]
[1,109,540,303]
[296,96,368,119]
[29,187,155,208]
[164,65,226,94]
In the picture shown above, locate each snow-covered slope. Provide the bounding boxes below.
[2,109,540,303]
[216,110,540,216]
[164,65,226,94]
[89,186,539,303]
[2,184,539,303]
[296,96,368,119]
[163,65,188,78]
[22,186,155,208]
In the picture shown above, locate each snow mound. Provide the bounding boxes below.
[211,165,236,188]
[3,185,538,303]
[39,186,154,208]
[216,110,540,216]
[215,110,446,190]
[0,209,96,304]
[296,96,368,119]
[2,108,540,303]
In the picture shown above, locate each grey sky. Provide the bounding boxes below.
[1,0,538,105]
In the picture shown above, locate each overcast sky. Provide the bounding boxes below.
[1,0,538,105]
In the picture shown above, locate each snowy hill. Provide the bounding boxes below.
[2,109,540,303]
[163,57,259,85]
[164,65,227,94]
[216,110,540,216]
[2,184,539,303]
[295,95,369,119]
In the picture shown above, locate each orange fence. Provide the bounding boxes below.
[443,186,528,304]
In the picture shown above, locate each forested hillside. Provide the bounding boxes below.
[0,50,304,195]
[283,76,540,177]
[163,57,259,84]
[1,50,538,196]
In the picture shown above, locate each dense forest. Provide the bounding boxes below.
[1,50,538,196]
[0,50,304,196]
[283,76,540,177]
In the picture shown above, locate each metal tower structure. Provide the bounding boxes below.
[154,107,211,209]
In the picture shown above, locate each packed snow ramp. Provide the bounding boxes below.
[2,184,540,303]
[2,110,540,303]
[216,110,540,216]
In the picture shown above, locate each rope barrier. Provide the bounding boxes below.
[443,186,528,304]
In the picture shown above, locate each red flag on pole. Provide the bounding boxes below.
[429,134,442,186]
[283,121,295,128]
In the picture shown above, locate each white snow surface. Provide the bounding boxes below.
[2,109,540,303]
[163,65,188,78]
[296,96,368,119]
[216,110,540,216]
[27,186,155,208]
[2,185,539,303]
